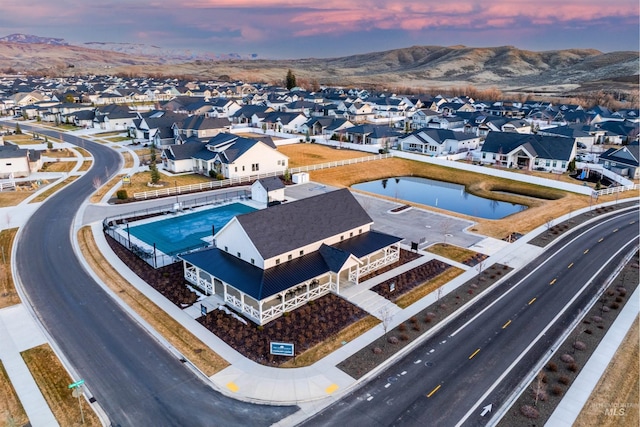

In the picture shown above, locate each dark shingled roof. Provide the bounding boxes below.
[481,132,575,161]
[180,229,399,300]
[256,176,285,191]
[236,188,373,259]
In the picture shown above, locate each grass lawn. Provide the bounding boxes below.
[0,229,19,308]
[426,244,483,263]
[105,136,132,142]
[278,143,373,167]
[78,160,92,172]
[0,190,35,207]
[78,227,229,376]
[2,134,41,145]
[43,148,76,159]
[0,361,28,427]
[280,316,380,368]
[307,156,628,239]
[122,151,134,168]
[89,174,125,203]
[21,344,101,427]
[41,161,76,173]
[29,177,78,203]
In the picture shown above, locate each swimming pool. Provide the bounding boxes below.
[127,202,256,255]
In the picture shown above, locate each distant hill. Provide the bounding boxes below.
[0,33,68,45]
[0,38,637,97]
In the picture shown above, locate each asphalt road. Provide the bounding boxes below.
[15,124,297,426]
[301,208,639,427]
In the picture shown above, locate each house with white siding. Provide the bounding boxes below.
[180,189,402,325]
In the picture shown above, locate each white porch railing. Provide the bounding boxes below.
[349,248,400,282]
[594,183,640,197]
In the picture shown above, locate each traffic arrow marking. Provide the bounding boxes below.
[481,403,493,416]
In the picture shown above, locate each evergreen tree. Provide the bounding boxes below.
[149,147,160,184]
[285,69,297,90]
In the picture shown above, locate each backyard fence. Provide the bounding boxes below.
[132,153,393,200]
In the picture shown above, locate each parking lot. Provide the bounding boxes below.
[284,182,484,250]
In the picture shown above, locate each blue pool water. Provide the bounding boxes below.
[128,203,256,254]
[352,176,527,219]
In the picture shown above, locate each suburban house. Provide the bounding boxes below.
[480,132,577,172]
[162,133,288,178]
[179,189,402,325]
[172,116,231,139]
[250,176,286,206]
[598,143,639,179]
[537,124,607,150]
[340,124,403,149]
[0,143,43,178]
[400,128,481,156]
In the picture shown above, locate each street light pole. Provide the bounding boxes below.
[174,180,179,206]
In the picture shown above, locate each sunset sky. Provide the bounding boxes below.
[2,0,639,58]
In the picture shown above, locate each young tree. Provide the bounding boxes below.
[15,123,22,134]
[285,69,297,90]
[378,306,394,337]
[149,147,161,184]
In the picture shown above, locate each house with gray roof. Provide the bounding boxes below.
[400,128,480,156]
[598,143,639,179]
[0,143,42,178]
[480,132,577,172]
[180,189,402,325]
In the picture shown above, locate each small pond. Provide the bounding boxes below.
[352,176,528,219]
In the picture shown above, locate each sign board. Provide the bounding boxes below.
[200,304,207,317]
[68,379,85,389]
[122,175,131,184]
[389,282,396,293]
[270,342,294,356]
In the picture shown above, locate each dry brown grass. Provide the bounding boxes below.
[29,177,78,203]
[122,151,134,168]
[395,267,465,309]
[41,161,75,173]
[0,190,34,207]
[78,160,92,172]
[21,344,101,427]
[0,360,28,427]
[2,134,40,145]
[124,170,214,198]
[74,147,91,158]
[280,316,380,368]
[78,227,229,376]
[0,228,19,309]
[426,244,481,263]
[44,148,76,159]
[278,143,371,167]
[307,156,626,239]
[90,174,126,203]
[574,317,639,427]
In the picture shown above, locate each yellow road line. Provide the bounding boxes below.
[613,228,619,232]
[550,278,557,285]
[584,249,589,254]
[227,382,239,392]
[427,384,441,398]
[469,349,481,360]
[502,320,512,329]
[528,297,536,305]
[568,263,574,268]
[598,237,604,242]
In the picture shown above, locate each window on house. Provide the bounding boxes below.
[242,165,245,171]
[340,235,344,241]
[359,229,362,234]
[288,254,292,261]
[251,258,255,265]
[299,250,304,256]
[237,252,241,258]
[545,160,550,166]
[552,161,557,167]
[224,246,228,252]
[275,258,280,265]
[235,167,237,172]
[251,163,259,171]
[350,232,353,237]
[561,161,566,168]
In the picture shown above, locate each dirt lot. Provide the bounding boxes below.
[278,143,372,167]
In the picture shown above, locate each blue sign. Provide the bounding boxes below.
[68,379,85,389]
[200,304,207,316]
[270,342,295,356]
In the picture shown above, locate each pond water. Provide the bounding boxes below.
[352,176,527,219]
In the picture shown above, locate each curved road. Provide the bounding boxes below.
[15,126,296,426]
[303,208,639,426]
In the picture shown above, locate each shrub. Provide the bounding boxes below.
[592,316,603,323]
[568,363,579,372]
[412,324,421,332]
[468,289,474,294]
[617,287,627,296]
[551,385,564,396]
[615,296,623,303]
[470,283,478,289]
[116,189,128,200]
[398,323,407,332]
[388,336,399,344]
[560,354,575,364]
[610,302,620,309]
[602,306,610,313]
[573,341,587,351]
[372,347,383,354]
[520,405,539,419]
[558,375,571,385]
[532,389,547,402]
[546,362,558,372]
[400,333,409,341]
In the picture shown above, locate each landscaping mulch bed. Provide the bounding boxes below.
[198,293,368,366]
[338,263,512,379]
[497,255,639,426]
[105,234,198,307]
[358,249,422,283]
[528,201,636,248]
[371,259,451,302]
[462,252,488,267]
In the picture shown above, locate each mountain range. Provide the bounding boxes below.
[0,34,637,98]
